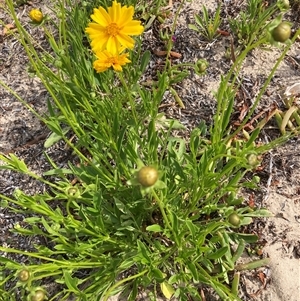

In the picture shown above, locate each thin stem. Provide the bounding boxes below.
[118,73,138,124]
[102,269,148,301]
[0,247,102,268]
[162,0,186,74]
[151,189,172,231]
[151,189,180,246]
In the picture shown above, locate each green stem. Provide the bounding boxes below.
[151,189,179,246]
[151,189,172,230]
[118,73,138,125]
[0,247,102,268]
[163,0,185,74]
[102,269,148,301]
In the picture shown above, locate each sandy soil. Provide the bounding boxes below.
[1,0,300,300]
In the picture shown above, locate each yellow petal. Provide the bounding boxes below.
[93,60,111,73]
[85,23,106,37]
[95,50,108,60]
[106,36,121,53]
[120,21,144,35]
[119,54,131,64]
[108,0,122,23]
[112,63,123,72]
[118,6,134,26]
[90,38,107,53]
[91,7,111,26]
[116,34,135,49]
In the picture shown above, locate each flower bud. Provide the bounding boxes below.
[31,290,46,301]
[18,269,30,282]
[29,9,43,24]
[66,186,81,198]
[228,212,241,227]
[278,0,290,9]
[272,22,291,43]
[247,154,259,167]
[137,166,159,187]
[195,59,208,75]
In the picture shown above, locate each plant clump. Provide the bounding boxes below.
[1,0,300,300]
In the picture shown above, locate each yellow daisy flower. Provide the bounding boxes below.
[85,0,144,54]
[93,49,131,73]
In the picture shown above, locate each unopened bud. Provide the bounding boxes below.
[29,9,43,24]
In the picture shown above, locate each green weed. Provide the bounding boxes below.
[189,4,222,41]
[228,0,289,47]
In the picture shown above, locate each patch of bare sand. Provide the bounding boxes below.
[262,142,300,301]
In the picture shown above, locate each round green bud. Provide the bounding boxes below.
[279,0,290,9]
[31,290,46,301]
[247,154,259,167]
[228,212,241,227]
[137,166,159,187]
[272,22,291,42]
[18,269,30,282]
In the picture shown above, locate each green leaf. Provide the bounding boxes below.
[188,24,199,32]
[140,50,151,74]
[187,262,199,281]
[245,128,260,147]
[0,256,19,267]
[235,258,270,271]
[185,220,196,239]
[170,211,179,235]
[118,257,135,270]
[160,281,175,300]
[168,274,180,284]
[146,224,163,232]
[232,240,245,263]
[41,217,57,236]
[240,217,253,225]
[0,154,28,173]
[151,268,165,282]
[231,233,258,243]
[136,240,151,264]
[0,199,8,208]
[43,168,73,176]
[207,246,228,260]
[44,127,70,148]
[244,209,273,217]
[63,270,78,292]
[231,272,240,296]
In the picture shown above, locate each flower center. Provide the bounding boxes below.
[106,23,120,36]
[107,56,118,65]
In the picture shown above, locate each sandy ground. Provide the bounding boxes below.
[1,0,300,300]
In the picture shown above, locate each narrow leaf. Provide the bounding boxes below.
[235,258,270,271]
[146,224,163,232]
